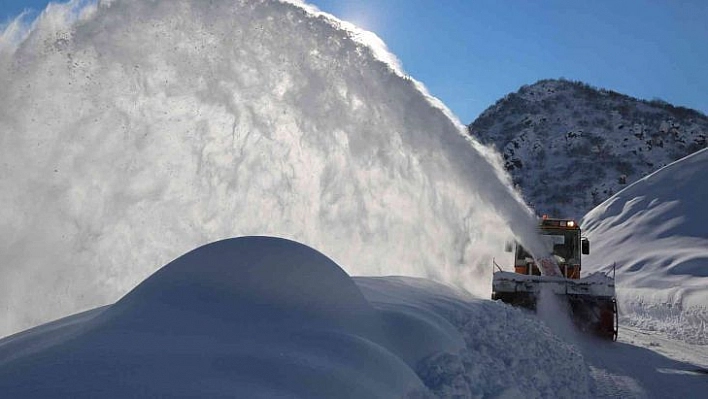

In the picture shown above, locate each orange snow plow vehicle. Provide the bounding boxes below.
[492,216,618,340]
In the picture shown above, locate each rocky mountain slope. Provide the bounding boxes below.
[468,79,708,219]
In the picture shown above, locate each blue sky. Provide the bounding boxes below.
[2,0,706,123]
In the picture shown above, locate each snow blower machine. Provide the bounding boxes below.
[492,216,618,340]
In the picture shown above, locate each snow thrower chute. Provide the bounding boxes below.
[492,217,618,340]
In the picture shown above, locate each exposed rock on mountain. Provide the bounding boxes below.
[468,79,708,219]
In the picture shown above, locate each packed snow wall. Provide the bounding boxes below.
[582,148,708,344]
[0,0,538,337]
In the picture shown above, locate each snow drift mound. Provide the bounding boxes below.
[0,0,539,338]
[0,237,425,398]
[113,236,373,326]
[0,237,593,398]
[582,148,708,343]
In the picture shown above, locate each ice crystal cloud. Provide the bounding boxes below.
[0,0,537,337]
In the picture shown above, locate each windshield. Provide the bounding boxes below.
[543,231,578,262]
[515,230,579,263]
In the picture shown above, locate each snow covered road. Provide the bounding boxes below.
[578,329,708,398]
[620,325,708,371]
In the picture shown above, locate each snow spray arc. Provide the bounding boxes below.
[0,0,537,337]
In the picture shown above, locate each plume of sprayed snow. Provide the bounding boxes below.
[0,0,542,337]
[536,287,579,344]
[0,0,97,54]
[0,11,35,53]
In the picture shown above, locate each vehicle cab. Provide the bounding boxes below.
[513,216,590,279]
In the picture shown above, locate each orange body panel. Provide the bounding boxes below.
[515,264,580,278]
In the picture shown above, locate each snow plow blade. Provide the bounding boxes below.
[492,271,618,340]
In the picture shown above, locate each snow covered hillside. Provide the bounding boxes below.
[0,0,542,338]
[582,148,708,344]
[469,79,708,219]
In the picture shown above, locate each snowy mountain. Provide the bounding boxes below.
[581,147,708,345]
[469,79,708,219]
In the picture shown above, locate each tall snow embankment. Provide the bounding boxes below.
[581,148,708,344]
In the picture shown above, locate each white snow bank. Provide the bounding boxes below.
[356,277,592,398]
[0,0,539,338]
[582,148,708,344]
[0,237,592,398]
